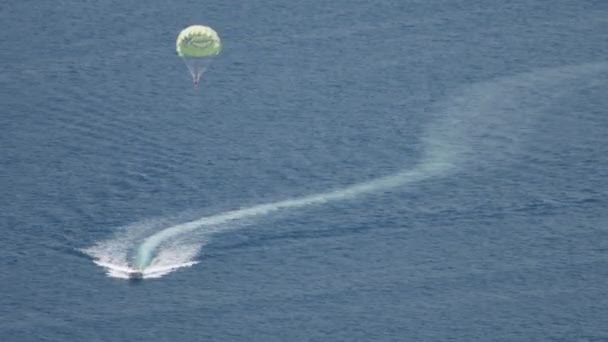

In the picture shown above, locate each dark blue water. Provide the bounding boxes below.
[2,0,608,340]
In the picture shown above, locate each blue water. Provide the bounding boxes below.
[2,0,608,340]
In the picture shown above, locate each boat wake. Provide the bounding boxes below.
[83,62,607,279]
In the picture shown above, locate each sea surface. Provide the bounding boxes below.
[1,0,607,341]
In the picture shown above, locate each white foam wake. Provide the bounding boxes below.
[84,62,607,279]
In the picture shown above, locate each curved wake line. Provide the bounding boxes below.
[135,157,449,268]
[84,61,607,278]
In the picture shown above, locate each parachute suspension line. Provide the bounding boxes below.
[181,57,214,85]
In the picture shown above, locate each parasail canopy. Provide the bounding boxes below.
[176,25,222,58]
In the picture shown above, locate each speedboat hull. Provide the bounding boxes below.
[128,271,144,280]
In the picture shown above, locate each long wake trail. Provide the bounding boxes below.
[134,154,449,269]
[84,62,607,279]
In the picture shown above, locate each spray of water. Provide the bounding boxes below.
[84,62,607,279]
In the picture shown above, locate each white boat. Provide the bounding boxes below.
[127,270,144,280]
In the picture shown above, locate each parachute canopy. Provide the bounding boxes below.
[176,25,222,58]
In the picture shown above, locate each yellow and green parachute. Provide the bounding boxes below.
[176,25,222,86]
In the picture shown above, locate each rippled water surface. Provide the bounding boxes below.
[1,1,607,341]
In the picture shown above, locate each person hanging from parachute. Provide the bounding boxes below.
[176,25,222,87]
